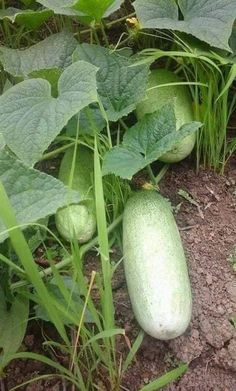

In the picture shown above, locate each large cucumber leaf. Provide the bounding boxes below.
[37,0,123,21]
[0,7,53,29]
[103,104,201,179]
[0,149,80,243]
[37,0,81,16]
[0,61,98,166]
[72,0,123,21]
[73,44,150,121]
[134,0,236,51]
[0,31,77,78]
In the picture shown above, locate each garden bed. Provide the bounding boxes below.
[4,160,236,391]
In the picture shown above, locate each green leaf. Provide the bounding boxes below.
[37,0,122,22]
[123,103,177,155]
[139,363,188,391]
[0,7,53,29]
[0,149,80,243]
[0,61,98,166]
[134,0,236,51]
[0,287,29,367]
[36,0,92,23]
[103,146,146,179]
[72,0,123,21]
[103,105,201,179]
[25,218,48,252]
[37,0,80,16]
[0,31,77,77]
[73,44,150,121]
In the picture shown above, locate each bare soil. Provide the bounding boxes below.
[4,160,236,390]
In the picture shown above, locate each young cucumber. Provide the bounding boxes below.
[55,146,96,243]
[136,69,196,163]
[123,190,192,340]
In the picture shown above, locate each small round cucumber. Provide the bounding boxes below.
[123,190,192,340]
[55,146,96,243]
[136,69,196,163]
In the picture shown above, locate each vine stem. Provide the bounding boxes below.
[39,142,75,161]
[147,165,156,186]
[119,118,128,131]
[100,21,109,47]
[155,164,169,184]
[74,12,136,37]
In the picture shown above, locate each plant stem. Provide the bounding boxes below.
[119,118,129,131]
[100,21,109,47]
[147,165,156,186]
[74,12,136,37]
[155,164,169,184]
[92,27,101,45]
[39,142,75,161]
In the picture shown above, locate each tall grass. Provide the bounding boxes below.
[136,32,236,171]
[177,41,236,171]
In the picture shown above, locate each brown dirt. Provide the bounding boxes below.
[4,160,236,390]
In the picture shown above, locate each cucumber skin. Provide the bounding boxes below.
[136,69,196,163]
[123,191,192,340]
[55,146,96,243]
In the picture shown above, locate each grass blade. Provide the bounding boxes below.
[94,137,114,330]
[139,363,188,391]
[122,330,144,373]
[0,181,69,345]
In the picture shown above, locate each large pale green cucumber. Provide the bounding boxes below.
[55,146,96,243]
[123,190,192,340]
[136,69,196,163]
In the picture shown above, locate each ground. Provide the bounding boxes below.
[4,159,236,390]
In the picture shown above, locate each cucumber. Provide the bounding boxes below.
[136,69,196,163]
[55,146,96,243]
[123,190,192,340]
